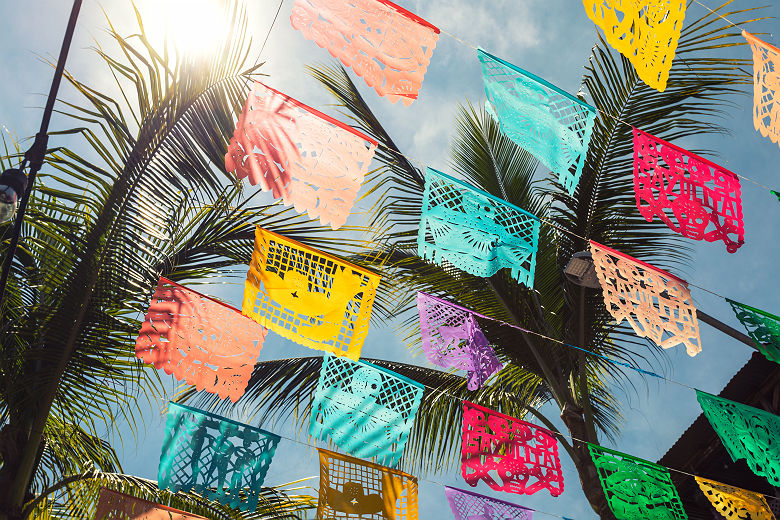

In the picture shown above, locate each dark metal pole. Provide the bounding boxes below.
[697,309,757,349]
[0,0,83,310]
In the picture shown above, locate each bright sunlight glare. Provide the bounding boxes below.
[162,0,224,55]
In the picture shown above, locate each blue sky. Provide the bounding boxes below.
[1,0,779,518]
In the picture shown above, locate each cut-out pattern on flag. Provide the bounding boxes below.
[582,0,687,91]
[444,486,534,520]
[94,488,207,520]
[317,448,418,520]
[225,82,377,230]
[417,292,503,390]
[744,32,780,147]
[158,402,281,511]
[590,241,701,356]
[696,390,780,487]
[588,443,687,520]
[243,226,380,360]
[477,49,597,196]
[461,401,564,497]
[290,0,439,106]
[727,299,780,364]
[695,477,774,520]
[418,167,540,286]
[633,128,744,253]
[136,277,266,403]
[310,354,425,467]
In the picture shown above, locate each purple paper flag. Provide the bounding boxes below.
[445,486,534,520]
[417,292,503,390]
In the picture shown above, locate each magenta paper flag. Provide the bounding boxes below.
[417,292,502,390]
[633,128,744,253]
[445,486,534,520]
[290,0,440,106]
[461,401,564,497]
[225,82,377,230]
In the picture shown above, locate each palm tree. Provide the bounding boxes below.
[184,3,767,518]
[0,1,346,518]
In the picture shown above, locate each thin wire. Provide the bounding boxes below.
[255,0,285,65]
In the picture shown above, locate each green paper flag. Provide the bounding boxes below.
[772,190,780,202]
[696,390,780,486]
[727,299,780,363]
[587,443,687,520]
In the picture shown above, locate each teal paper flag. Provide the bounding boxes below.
[727,299,780,363]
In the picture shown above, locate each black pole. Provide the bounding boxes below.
[697,309,757,349]
[0,0,83,310]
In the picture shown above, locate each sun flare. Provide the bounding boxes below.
[162,0,224,55]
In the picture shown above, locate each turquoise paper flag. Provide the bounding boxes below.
[477,48,597,196]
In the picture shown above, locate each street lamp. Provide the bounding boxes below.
[0,168,27,224]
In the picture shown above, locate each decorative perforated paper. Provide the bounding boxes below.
[582,0,687,91]
[417,292,503,390]
[291,0,439,106]
[696,390,780,487]
[460,401,564,497]
[418,167,540,286]
[590,241,701,356]
[317,448,418,520]
[310,354,424,468]
[477,49,597,196]
[588,444,687,520]
[225,83,377,230]
[633,128,744,253]
[158,402,281,511]
[243,227,380,360]
[94,488,206,520]
[695,477,774,520]
[136,277,266,402]
[727,299,780,364]
[444,486,534,520]
[744,32,780,147]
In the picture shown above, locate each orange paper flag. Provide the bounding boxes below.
[744,31,780,147]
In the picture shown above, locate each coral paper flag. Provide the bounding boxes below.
[136,277,266,402]
[310,353,424,468]
[695,477,775,520]
[317,448,418,520]
[444,486,534,520]
[94,488,207,520]
[696,390,780,487]
[588,443,687,520]
[460,401,564,497]
[589,241,701,356]
[582,0,687,92]
[158,402,280,511]
[225,82,377,230]
[477,49,597,196]
[727,299,780,364]
[744,32,780,147]
[418,167,540,286]
[243,226,380,360]
[417,292,502,390]
[290,0,439,106]
[633,128,745,253]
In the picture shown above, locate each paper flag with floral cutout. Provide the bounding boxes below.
[136,277,266,403]
[590,241,701,356]
[291,0,439,106]
[695,477,775,520]
[158,402,280,511]
[317,448,418,520]
[461,401,564,497]
[445,486,534,520]
[633,128,744,253]
[225,82,377,230]
[696,390,780,487]
[94,488,207,520]
[727,299,780,364]
[418,167,540,286]
[417,292,503,390]
[310,353,424,468]
[588,443,687,520]
[744,32,780,147]
[477,49,596,196]
[243,226,380,360]
[582,0,687,91]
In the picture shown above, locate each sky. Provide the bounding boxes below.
[1,0,779,519]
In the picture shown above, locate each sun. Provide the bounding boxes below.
[161,0,225,56]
